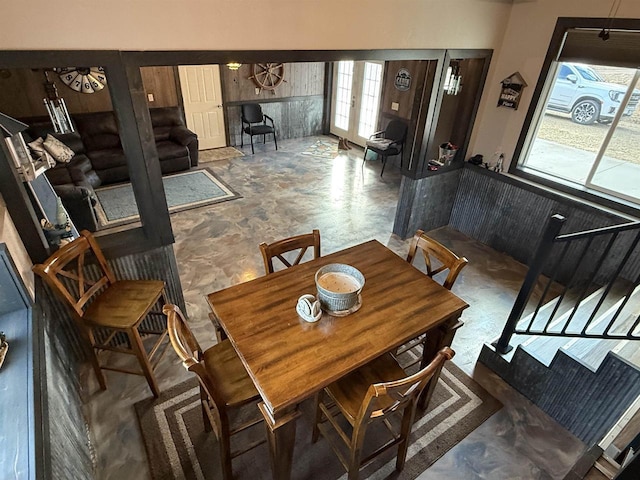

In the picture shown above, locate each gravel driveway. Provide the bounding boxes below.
[537,65,640,166]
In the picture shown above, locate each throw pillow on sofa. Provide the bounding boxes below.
[27,137,56,168]
[43,134,74,163]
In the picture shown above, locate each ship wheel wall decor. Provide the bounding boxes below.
[55,67,107,94]
[249,63,286,94]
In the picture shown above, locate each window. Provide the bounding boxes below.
[520,61,640,204]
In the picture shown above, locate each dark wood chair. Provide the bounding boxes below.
[395,230,468,370]
[163,304,264,480]
[312,347,455,480]
[32,230,168,397]
[363,120,407,176]
[259,229,321,275]
[240,103,278,154]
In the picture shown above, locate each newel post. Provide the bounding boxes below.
[494,214,566,354]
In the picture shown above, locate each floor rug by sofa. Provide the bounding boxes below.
[134,362,501,480]
[94,168,240,228]
[301,138,339,159]
[198,146,245,163]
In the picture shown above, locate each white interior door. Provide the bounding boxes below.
[330,61,384,147]
[178,65,226,150]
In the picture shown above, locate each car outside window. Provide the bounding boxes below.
[519,62,640,205]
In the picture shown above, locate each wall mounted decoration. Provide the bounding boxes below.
[249,63,286,94]
[43,70,74,133]
[394,68,411,91]
[55,67,107,94]
[498,72,527,110]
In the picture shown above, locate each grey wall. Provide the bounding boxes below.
[227,97,324,146]
[393,164,640,283]
[450,167,640,283]
[393,169,462,239]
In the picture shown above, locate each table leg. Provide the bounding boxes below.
[418,316,464,410]
[258,402,301,480]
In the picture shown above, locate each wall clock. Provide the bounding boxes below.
[249,63,286,93]
[55,67,107,94]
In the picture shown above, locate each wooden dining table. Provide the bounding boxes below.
[206,239,468,480]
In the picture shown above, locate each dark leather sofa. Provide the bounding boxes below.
[22,107,198,231]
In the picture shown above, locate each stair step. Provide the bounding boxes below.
[521,336,573,366]
[562,337,627,371]
[617,341,640,369]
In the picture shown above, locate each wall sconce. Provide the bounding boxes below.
[443,61,463,96]
[226,62,242,71]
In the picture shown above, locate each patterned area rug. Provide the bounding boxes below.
[134,362,501,480]
[199,146,245,163]
[301,138,339,159]
[94,168,240,228]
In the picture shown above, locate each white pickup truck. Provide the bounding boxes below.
[547,63,640,125]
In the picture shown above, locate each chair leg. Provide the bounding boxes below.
[250,135,255,154]
[241,130,244,148]
[219,423,234,480]
[128,327,160,397]
[380,155,388,176]
[362,147,369,167]
[263,134,266,144]
[273,132,278,151]
[200,385,213,432]
[311,391,323,443]
[348,425,367,480]
[84,326,107,390]
[396,402,418,472]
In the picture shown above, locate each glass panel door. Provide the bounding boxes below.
[330,61,383,147]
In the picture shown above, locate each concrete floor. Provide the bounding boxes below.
[85,136,586,480]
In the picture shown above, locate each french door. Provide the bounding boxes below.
[330,61,384,147]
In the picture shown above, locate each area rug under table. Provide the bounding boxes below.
[94,168,240,228]
[135,362,501,480]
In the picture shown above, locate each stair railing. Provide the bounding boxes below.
[495,214,640,354]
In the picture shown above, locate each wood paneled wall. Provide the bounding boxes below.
[0,66,178,119]
[380,61,428,122]
[0,68,113,118]
[221,62,324,102]
[140,66,180,108]
[222,62,326,143]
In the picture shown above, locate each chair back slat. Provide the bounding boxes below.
[260,230,321,274]
[406,230,468,290]
[164,304,228,416]
[33,231,114,317]
[358,347,454,421]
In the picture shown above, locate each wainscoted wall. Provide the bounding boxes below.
[35,292,94,479]
[34,243,186,478]
[393,169,462,239]
[222,62,326,145]
[449,166,640,282]
[395,164,640,282]
[226,97,324,146]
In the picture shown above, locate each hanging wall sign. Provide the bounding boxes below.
[394,69,411,91]
[498,72,527,110]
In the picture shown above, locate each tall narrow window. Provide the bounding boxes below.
[334,61,354,131]
[357,62,383,138]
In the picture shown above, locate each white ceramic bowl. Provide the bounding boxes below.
[315,263,365,312]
